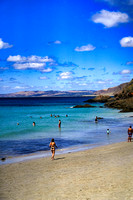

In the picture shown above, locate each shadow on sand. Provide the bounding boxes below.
[54,157,65,160]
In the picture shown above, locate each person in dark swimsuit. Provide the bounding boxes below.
[95,116,98,123]
[128,126,132,142]
[49,138,58,160]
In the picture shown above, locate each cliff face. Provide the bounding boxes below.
[84,79,133,112]
[114,79,133,99]
[94,82,128,96]
[105,79,133,112]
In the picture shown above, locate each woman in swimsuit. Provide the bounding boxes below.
[128,126,133,142]
[49,138,58,160]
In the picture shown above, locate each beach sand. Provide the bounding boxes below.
[0,142,133,200]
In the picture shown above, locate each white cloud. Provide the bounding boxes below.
[78,83,87,86]
[58,72,72,80]
[7,55,26,62]
[92,10,129,28]
[121,69,132,74]
[13,63,46,70]
[14,86,28,89]
[39,76,48,80]
[41,68,53,73]
[97,80,106,84]
[54,40,61,44]
[0,38,13,49]
[126,61,133,65]
[75,44,96,52]
[7,55,54,63]
[27,55,54,63]
[7,55,55,72]
[120,37,133,47]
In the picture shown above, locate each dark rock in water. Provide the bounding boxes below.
[1,157,6,161]
[119,108,133,113]
[105,97,133,112]
[73,104,96,108]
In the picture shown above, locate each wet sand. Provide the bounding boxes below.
[0,141,133,200]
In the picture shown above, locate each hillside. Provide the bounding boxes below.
[0,80,132,99]
[84,79,133,112]
[94,82,128,96]
[0,90,95,98]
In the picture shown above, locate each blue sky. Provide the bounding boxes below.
[0,0,133,94]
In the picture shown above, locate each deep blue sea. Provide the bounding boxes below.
[0,97,133,159]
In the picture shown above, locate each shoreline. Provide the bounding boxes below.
[0,140,124,166]
[0,141,133,200]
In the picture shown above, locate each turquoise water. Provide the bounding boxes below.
[0,97,133,157]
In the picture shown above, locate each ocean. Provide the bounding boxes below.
[0,97,133,160]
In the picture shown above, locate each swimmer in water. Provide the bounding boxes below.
[33,122,35,126]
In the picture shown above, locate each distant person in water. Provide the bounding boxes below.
[58,120,61,128]
[107,129,110,135]
[66,115,68,117]
[95,116,98,122]
[33,122,35,126]
[49,138,58,160]
[128,126,132,142]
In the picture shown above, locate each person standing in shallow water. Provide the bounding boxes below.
[58,119,61,128]
[128,126,132,142]
[95,116,98,122]
[49,138,58,160]
[107,129,110,135]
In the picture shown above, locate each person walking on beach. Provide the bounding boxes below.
[49,138,58,160]
[128,126,132,142]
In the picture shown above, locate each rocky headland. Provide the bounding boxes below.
[85,79,133,112]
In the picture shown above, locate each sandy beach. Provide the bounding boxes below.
[0,141,133,200]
